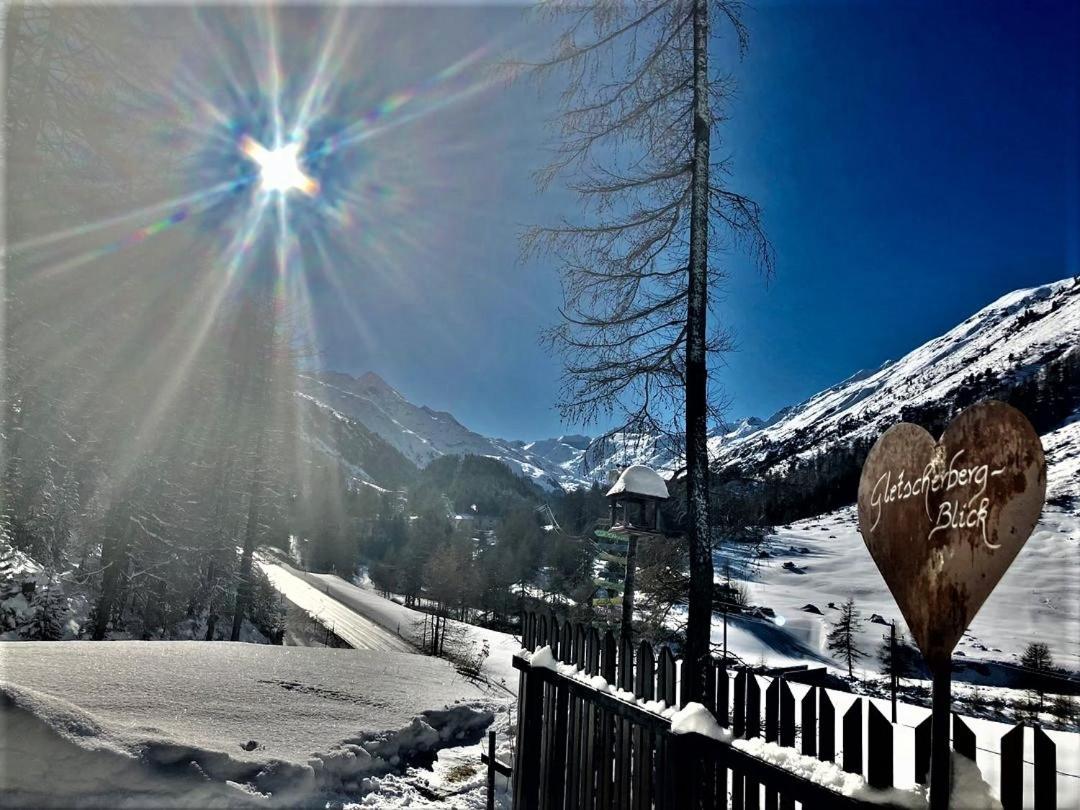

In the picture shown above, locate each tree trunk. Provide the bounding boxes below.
[91,519,128,640]
[682,0,714,704]
[230,441,263,641]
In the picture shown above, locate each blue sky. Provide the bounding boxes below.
[308,1,1078,441]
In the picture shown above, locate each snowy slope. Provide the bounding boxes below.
[710,277,1080,475]
[716,502,1080,673]
[0,641,496,807]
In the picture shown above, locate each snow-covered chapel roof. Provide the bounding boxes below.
[605,465,669,500]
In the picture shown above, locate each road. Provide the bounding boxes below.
[258,561,415,653]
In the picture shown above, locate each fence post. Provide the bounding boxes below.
[614,635,635,808]
[952,713,976,761]
[914,714,932,786]
[598,630,617,810]
[487,729,497,810]
[929,667,952,810]
[801,686,817,757]
[764,676,779,810]
[842,699,863,775]
[999,723,1024,810]
[745,674,762,810]
[733,670,747,738]
[1033,725,1056,810]
[515,662,544,810]
[867,702,893,789]
[746,674,762,738]
[545,638,570,810]
[765,677,779,742]
[634,641,655,810]
[819,690,835,763]
[717,663,730,727]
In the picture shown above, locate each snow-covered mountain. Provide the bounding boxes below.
[300,276,1080,494]
[298,372,581,490]
[709,276,1080,477]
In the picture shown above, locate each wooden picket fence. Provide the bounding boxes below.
[512,610,1062,810]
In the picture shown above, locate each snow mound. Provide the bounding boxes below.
[670,702,730,741]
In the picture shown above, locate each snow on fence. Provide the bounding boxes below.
[512,610,1073,809]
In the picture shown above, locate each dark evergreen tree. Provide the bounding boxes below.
[827,597,865,679]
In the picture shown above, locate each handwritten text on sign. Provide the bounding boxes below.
[856,400,1046,669]
[868,449,1006,548]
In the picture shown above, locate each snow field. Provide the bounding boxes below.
[0,641,498,807]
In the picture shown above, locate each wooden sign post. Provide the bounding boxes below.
[857,400,1046,809]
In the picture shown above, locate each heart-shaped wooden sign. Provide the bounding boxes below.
[857,400,1046,671]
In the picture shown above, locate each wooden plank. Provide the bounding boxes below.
[801,686,817,757]
[538,679,555,809]
[482,751,513,778]
[583,627,601,810]
[843,698,862,775]
[779,679,796,748]
[765,677,779,742]
[764,676,778,809]
[570,623,587,810]
[634,641,655,810]
[564,660,580,808]
[999,723,1024,810]
[733,670,747,738]
[1033,725,1056,810]
[745,674,761,809]
[867,701,893,789]
[914,715,931,786]
[777,679,796,810]
[746,674,762,739]
[819,690,835,763]
[487,730,497,810]
[582,699,597,810]
[602,630,617,683]
[952,713,976,762]
[547,673,569,810]
[514,663,544,810]
[705,658,717,712]
[658,646,677,707]
[615,636,634,809]
[717,664,730,727]
[587,628,601,676]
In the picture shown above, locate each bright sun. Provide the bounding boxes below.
[240,135,319,197]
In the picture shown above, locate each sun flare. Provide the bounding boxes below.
[240,135,319,197]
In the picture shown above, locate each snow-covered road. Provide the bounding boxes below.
[259,561,415,653]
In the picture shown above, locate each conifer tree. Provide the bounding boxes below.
[827,597,865,679]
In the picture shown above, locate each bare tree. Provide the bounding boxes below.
[524,0,772,699]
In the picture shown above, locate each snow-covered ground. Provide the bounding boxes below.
[715,504,1080,673]
[0,641,499,807]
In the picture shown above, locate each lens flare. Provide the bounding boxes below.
[240,135,319,197]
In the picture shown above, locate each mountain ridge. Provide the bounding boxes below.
[299,276,1080,496]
